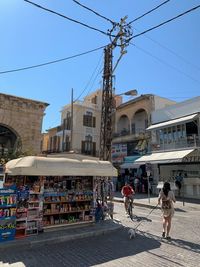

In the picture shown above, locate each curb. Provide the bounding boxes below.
[113,198,159,209]
[0,222,122,250]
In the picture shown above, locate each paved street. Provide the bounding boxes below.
[0,202,200,267]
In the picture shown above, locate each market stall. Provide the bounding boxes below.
[1,156,117,241]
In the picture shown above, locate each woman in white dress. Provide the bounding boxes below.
[158,182,176,240]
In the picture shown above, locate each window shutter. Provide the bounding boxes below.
[93,117,96,128]
[81,141,85,153]
[92,142,96,156]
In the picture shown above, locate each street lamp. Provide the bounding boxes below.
[124,89,138,96]
[116,89,138,97]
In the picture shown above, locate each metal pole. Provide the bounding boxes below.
[70,88,73,151]
[62,119,65,152]
[147,174,150,203]
[182,182,185,206]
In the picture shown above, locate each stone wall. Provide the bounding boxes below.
[0,93,49,155]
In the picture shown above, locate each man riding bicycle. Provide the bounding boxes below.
[121,182,135,215]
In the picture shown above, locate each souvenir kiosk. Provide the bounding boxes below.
[3,156,117,239]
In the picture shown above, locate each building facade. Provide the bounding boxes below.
[112,94,176,167]
[42,90,102,157]
[0,93,49,157]
[135,96,200,199]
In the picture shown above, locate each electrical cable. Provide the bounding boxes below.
[129,4,200,41]
[130,42,200,84]
[73,51,103,102]
[24,0,113,37]
[0,45,107,75]
[72,0,115,25]
[128,0,170,25]
[134,27,200,72]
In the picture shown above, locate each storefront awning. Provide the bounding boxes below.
[120,155,141,169]
[147,113,198,131]
[5,156,118,177]
[134,149,195,164]
[120,162,141,169]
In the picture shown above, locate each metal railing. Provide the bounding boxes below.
[113,128,146,138]
[151,134,200,151]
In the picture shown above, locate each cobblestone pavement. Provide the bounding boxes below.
[0,202,200,267]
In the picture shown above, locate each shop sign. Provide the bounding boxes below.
[111,143,127,163]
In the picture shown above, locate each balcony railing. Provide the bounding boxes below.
[113,128,147,138]
[151,134,200,152]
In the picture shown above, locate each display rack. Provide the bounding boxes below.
[26,191,40,236]
[15,185,42,238]
[0,187,16,242]
[43,176,94,228]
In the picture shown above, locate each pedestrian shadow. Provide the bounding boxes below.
[174,208,187,213]
[170,238,200,254]
[131,215,152,223]
[138,230,200,254]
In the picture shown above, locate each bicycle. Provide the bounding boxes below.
[127,196,134,219]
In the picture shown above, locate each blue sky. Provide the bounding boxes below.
[0,0,200,132]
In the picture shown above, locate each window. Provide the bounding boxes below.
[83,112,96,128]
[66,112,71,130]
[91,95,97,104]
[81,135,96,155]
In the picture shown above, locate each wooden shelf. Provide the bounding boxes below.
[44,199,92,204]
[27,217,40,221]
[16,227,26,230]
[43,209,90,216]
[16,218,27,222]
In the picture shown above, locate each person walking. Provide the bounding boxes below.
[158,182,176,240]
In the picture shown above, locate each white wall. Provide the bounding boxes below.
[154,95,176,111]
[152,96,200,124]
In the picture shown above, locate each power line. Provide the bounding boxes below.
[129,4,200,41]
[130,43,200,84]
[128,0,170,25]
[134,27,200,72]
[24,0,112,37]
[74,51,103,102]
[72,0,115,25]
[0,45,107,75]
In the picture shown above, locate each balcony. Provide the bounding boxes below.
[112,128,150,143]
[151,134,200,152]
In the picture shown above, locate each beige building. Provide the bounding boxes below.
[112,94,176,166]
[43,90,102,157]
[0,93,49,156]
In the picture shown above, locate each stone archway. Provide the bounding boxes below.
[131,108,148,135]
[0,93,49,156]
[0,124,19,156]
[117,114,130,135]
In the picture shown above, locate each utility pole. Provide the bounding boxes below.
[99,17,132,161]
[70,88,74,151]
[99,46,113,161]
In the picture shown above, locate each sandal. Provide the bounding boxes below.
[162,232,165,238]
[166,236,171,241]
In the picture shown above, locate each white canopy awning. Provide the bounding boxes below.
[120,162,141,169]
[147,113,198,131]
[134,149,195,164]
[5,156,117,177]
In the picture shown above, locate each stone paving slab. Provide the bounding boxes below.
[0,220,122,251]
